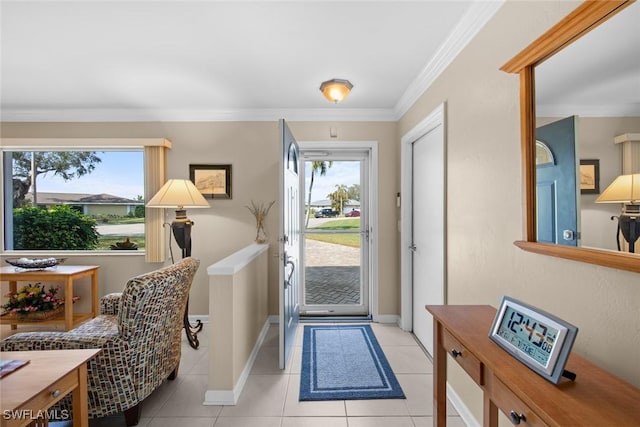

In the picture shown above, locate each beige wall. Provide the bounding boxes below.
[1,120,399,317]
[398,0,640,421]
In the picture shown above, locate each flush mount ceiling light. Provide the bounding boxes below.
[320,78,353,103]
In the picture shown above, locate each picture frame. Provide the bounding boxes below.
[189,164,232,199]
[489,296,578,384]
[579,159,600,194]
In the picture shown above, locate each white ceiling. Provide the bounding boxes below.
[536,0,640,117]
[0,0,503,122]
[2,1,636,123]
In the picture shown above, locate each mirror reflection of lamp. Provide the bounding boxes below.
[146,179,209,349]
[595,174,640,253]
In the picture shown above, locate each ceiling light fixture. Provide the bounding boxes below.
[320,78,353,103]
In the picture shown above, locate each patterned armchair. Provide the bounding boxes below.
[1,257,200,426]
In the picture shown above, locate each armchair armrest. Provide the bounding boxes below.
[0,317,122,351]
[100,292,123,315]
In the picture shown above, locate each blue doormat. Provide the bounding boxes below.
[300,324,406,401]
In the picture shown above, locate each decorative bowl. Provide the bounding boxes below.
[4,257,65,270]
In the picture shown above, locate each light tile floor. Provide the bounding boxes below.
[2,322,467,427]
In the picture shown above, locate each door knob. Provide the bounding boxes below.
[509,411,526,425]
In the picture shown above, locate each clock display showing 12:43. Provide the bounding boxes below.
[497,305,558,367]
[489,296,579,384]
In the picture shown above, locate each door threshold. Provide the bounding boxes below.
[300,315,372,323]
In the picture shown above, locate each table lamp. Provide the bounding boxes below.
[147,179,209,348]
[595,173,640,253]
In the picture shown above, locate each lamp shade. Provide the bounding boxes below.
[595,174,640,204]
[320,79,353,103]
[146,179,209,209]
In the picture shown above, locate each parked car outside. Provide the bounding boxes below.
[345,209,361,217]
[314,208,339,218]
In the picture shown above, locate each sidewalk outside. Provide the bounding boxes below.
[304,238,360,305]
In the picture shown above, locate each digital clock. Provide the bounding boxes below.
[489,296,578,384]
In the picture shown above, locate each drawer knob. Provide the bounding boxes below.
[509,410,526,425]
[450,349,463,358]
[51,389,61,398]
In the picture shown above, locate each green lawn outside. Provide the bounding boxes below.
[306,218,361,248]
[310,218,360,230]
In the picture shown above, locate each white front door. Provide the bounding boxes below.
[279,119,301,369]
[300,150,371,317]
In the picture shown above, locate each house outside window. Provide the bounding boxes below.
[3,149,146,251]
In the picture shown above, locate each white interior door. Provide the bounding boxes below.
[279,119,301,369]
[411,120,445,357]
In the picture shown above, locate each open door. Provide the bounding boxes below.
[279,119,301,369]
[536,116,579,246]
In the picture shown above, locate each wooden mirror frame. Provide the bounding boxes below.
[501,0,640,274]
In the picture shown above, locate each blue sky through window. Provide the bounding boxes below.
[305,161,359,204]
[34,151,144,200]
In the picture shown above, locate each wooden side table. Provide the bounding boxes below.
[427,305,640,426]
[0,266,99,331]
[0,349,101,427]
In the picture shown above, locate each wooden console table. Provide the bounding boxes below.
[0,266,99,331]
[426,305,640,426]
[0,349,100,427]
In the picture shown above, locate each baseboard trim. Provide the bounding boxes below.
[447,382,480,427]
[374,314,400,325]
[188,314,209,324]
[203,318,271,406]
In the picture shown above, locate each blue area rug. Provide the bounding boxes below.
[300,324,405,401]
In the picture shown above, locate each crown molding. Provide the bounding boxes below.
[393,0,504,120]
[0,107,396,123]
[537,104,640,118]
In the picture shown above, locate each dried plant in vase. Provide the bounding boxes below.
[246,200,275,243]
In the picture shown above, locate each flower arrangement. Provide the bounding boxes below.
[246,200,276,243]
[3,283,65,314]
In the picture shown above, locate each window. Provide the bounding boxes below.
[3,149,145,251]
[1,138,171,261]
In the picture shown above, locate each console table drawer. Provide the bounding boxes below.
[492,377,548,427]
[22,369,78,415]
[441,329,483,385]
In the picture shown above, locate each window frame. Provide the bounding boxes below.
[0,138,171,262]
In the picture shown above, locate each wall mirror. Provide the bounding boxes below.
[501,0,640,273]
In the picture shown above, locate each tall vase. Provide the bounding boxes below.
[255,217,267,243]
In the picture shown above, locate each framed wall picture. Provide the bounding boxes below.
[579,159,599,194]
[189,164,232,199]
